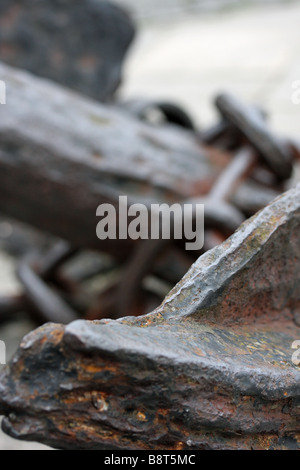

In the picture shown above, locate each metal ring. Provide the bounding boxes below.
[215,93,293,179]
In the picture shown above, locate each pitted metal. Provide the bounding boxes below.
[0,185,299,450]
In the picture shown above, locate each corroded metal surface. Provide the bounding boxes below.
[0,0,135,102]
[0,61,220,254]
[215,93,293,179]
[0,185,299,450]
[0,60,299,322]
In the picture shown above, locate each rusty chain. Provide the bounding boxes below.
[0,92,298,323]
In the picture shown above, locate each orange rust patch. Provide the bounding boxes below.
[174,441,185,450]
[80,363,118,375]
[157,409,169,417]
[136,411,147,422]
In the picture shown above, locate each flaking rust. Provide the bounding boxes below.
[0,185,300,450]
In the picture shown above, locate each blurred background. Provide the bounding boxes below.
[0,0,299,449]
[119,0,300,136]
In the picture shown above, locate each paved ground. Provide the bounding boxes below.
[116,0,290,19]
[0,0,299,450]
[121,0,300,137]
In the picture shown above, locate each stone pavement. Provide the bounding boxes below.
[0,0,299,450]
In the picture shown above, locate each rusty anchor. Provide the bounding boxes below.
[0,0,299,451]
[0,183,299,450]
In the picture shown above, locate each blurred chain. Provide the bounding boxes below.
[0,93,298,323]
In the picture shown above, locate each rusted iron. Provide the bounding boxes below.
[17,257,78,325]
[200,107,267,148]
[206,147,256,201]
[215,93,293,179]
[0,3,299,451]
[0,62,218,252]
[0,60,298,322]
[0,184,299,450]
[0,0,135,102]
